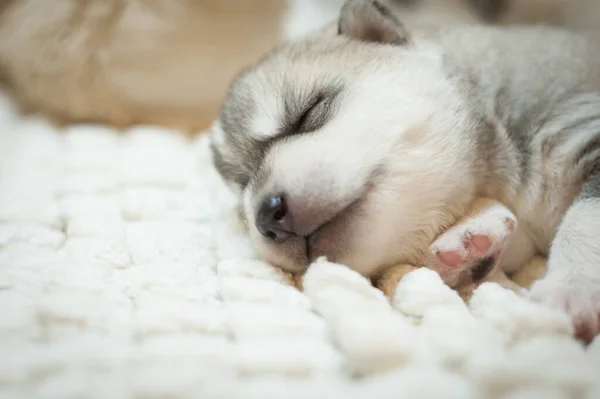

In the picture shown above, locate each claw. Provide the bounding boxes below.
[462,231,473,247]
[504,217,516,232]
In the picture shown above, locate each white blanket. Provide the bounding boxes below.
[0,91,599,399]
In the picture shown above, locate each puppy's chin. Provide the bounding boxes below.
[305,199,362,264]
[252,234,310,274]
[248,202,363,274]
[250,223,352,274]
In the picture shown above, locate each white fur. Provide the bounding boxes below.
[529,199,600,337]
[239,44,478,274]
[250,94,283,140]
[429,203,516,253]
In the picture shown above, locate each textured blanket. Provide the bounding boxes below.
[0,88,599,398]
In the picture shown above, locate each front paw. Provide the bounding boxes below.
[528,276,600,343]
[426,201,516,287]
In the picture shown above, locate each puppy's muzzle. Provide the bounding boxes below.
[256,192,333,244]
[256,195,295,243]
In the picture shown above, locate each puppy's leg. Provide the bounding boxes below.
[528,178,600,343]
[374,263,418,299]
[485,267,527,294]
[426,198,517,287]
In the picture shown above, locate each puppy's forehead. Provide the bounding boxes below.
[226,41,344,119]
[213,36,360,183]
[221,33,386,137]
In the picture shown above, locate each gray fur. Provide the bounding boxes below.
[433,26,600,208]
[215,65,345,192]
[339,0,410,44]
[580,170,600,199]
[280,81,344,135]
[389,0,417,6]
[467,0,506,21]
[576,133,600,199]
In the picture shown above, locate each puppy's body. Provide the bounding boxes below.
[211,1,600,340]
[436,26,600,267]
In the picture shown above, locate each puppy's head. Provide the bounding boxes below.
[211,0,477,276]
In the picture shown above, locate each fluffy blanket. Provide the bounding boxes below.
[0,90,599,399]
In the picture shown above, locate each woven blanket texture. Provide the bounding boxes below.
[0,88,599,399]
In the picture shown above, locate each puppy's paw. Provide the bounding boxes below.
[427,202,516,285]
[528,276,600,343]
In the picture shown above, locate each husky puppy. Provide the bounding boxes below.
[210,0,600,342]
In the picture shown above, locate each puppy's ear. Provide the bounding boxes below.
[338,0,409,45]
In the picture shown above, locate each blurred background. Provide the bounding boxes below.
[0,0,345,132]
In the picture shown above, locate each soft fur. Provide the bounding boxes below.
[210,0,600,342]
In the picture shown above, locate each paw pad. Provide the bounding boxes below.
[426,201,517,286]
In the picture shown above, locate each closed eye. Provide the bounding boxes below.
[294,95,327,134]
[290,92,342,136]
[278,83,343,137]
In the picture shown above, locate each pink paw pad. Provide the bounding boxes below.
[428,203,517,281]
[465,233,492,254]
[436,250,463,269]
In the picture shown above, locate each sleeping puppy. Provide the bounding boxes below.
[210,0,600,342]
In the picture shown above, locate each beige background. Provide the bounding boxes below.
[167,0,287,130]
[0,0,289,132]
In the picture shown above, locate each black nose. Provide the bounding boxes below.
[256,195,294,243]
